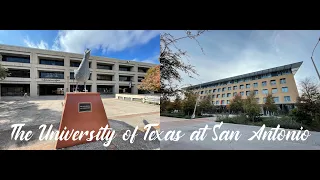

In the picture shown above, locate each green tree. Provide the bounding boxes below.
[229,93,244,114]
[138,65,160,92]
[160,96,171,113]
[263,94,278,115]
[0,63,9,80]
[295,77,320,125]
[198,96,214,114]
[182,90,198,116]
[172,95,182,112]
[243,91,261,122]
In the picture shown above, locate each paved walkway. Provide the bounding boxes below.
[160,116,320,150]
[0,97,160,150]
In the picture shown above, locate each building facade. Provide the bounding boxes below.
[186,62,303,114]
[0,44,156,97]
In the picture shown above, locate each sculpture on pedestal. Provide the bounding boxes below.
[74,48,91,92]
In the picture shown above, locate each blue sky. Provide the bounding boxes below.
[0,30,160,64]
[165,30,320,89]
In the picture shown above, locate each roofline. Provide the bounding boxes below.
[184,61,303,90]
[0,43,158,66]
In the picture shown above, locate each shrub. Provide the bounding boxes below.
[216,115,307,130]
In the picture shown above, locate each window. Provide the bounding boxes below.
[240,91,244,96]
[254,90,258,95]
[97,63,113,70]
[213,89,216,93]
[262,89,268,94]
[97,74,112,81]
[263,97,267,103]
[246,91,250,96]
[119,76,132,81]
[205,90,208,94]
[222,87,226,92]
[273,97,279,103]
[216,101,219,105]
[221,100,225,105]
[209,90,212,93]
[1,55,30,63]
[253,83,258,88]
[228,87,231,91]
[270,80,276,85]
[246,84,250,88]
[218,88,221,92]
[217,94,220,98]
[212,95,215,99]
[233,92,237,96]
[39,71,64,79]
[138,67,149,73]
[280,78,286,84]
[222,94,225,97]
[227,100,230,104]
[227,93,231,97]
[138,77,144,82]
[262,81,267,86]
[233,86,237,90]
[71,60,92,68]
[7,69,30,78]
[255,98,259,103]
[240,85,244,89]
[272,88,277,94]
[39,59,64,66]
[284,96,291,102]
[282,87,288,92]
[201,91,203,94]
[119,66,132,71]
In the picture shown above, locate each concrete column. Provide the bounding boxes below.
[114,62,119,94]
[91,58,97,92]
[64,56,70,94]
[30,52,38,97]
[131,64,138,94]
[133,74,138,94]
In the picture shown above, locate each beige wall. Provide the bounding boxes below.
[0,44,156,97]
[194,73,299,105]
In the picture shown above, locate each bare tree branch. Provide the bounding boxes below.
[160,30,209,99]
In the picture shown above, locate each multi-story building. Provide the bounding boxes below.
[186,61,303,114]
[0,44,156,97]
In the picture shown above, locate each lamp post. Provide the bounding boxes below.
[191,78,202,119]
[311,37,320,81]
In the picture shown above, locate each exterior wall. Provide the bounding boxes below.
[194,73,299,106]
[0,44,156,97]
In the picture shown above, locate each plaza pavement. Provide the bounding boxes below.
[0,95,160,150]
[160,116,320,150]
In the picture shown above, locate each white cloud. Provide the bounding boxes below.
[164,30,320,89]
[133,54,159,64]
[24,30,160,54]
[23,37,49,50]
[52,30,160,54]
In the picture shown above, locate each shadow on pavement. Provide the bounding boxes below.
[65,119,160,150]
[0,119,160,150]
[0,100,61,131]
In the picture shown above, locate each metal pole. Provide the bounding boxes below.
[311,38,320,81]
[311,56,320,81]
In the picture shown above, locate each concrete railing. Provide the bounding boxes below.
[115,94,160,105]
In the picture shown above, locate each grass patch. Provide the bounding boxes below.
[216,115,306,130]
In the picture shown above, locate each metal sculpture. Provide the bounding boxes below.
[74,48,91,92]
